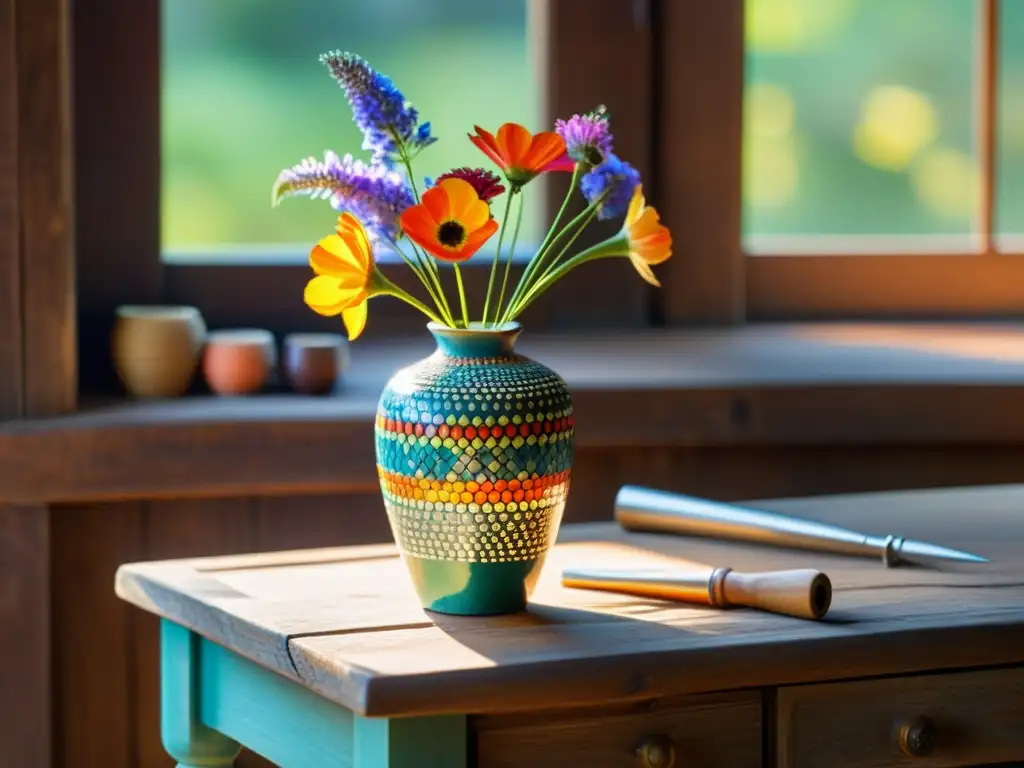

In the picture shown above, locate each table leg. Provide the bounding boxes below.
[161,620,242,767]
[354,714,467,768]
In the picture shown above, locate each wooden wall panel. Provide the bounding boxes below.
[0,0,21,420]
[566,445,1024,523]
[658,0,745,324]
[73,0,162,395]
[524,0,653,330]
[16,0,76,415]
[52,502,143,768]
[254,493,392,552]
[132,498,259,768]
[0,504,50,768]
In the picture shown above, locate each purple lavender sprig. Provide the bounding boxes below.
[272,151,414,241]
[319,51,435,165]
[556,106,613,167]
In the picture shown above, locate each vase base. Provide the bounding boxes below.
[403,554,546,616]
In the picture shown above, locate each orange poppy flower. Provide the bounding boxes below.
[399,178,499,263]
[622,185,672,287]
[303,213,377,339]
[470,123,574,187]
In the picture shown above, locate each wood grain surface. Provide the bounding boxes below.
[16,0,75,416]
[0,504,50,768]
[477,691,762,768]
[777,667,1024,768]
[116,485,1024,718]
[0,0,21,420]
[659,0,744,324]
[53,502,142,768]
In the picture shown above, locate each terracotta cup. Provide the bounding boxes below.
[111,305,206,398]
[283,333,350,395]
[202,329,277,395]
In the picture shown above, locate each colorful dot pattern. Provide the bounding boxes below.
[375,349,573,563]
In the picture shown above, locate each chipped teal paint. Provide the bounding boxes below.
[159,619,468,767]
[375,322,575,616]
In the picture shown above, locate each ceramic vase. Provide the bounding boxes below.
[111,305,206,398]
[375,322,574,616]
[202,329,277,395]
[283,332,350,394]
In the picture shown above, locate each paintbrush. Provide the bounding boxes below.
[562,564,832,620]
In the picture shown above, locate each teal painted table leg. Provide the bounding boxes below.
[354,715,467,768]
[162,621,241,767]
[159,619,467,767]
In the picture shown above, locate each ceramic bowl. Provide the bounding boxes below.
[111,305,206,398]
[282,333,350,395]
[202,329,277,395]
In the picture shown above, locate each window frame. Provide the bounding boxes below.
[74,0,661,395]
[736,0,1019,320]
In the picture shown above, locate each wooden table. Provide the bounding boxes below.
[115,485,1024,767]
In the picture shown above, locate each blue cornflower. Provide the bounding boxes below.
[320,51,436,164]
[579,154,641,220]
[272,151,415,241]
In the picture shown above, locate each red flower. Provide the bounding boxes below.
[435,167,505,203]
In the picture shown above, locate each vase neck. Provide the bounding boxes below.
[428,322,521,359]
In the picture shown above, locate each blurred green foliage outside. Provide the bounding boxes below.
[162,0,1024,257]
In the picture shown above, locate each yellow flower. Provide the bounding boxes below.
[303,213,376,340]
[622,184,672,286]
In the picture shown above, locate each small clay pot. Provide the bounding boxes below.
[202,329,277,395]
[283,333,350,394]
[111,305,206,398]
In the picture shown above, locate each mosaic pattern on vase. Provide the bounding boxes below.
[375,350,573,563]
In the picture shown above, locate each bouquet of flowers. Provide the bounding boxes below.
[272,51,672,340]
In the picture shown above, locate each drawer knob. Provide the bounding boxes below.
[636,734,677,768]
[898,717,936,757]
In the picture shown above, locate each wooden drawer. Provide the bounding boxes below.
[475,692,762,768]
[777,667,1024,768]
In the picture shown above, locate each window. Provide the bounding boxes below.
[741,0,1024,318]
[72,1,656,379]
[743,0,978,246]
[76,0,1023,385]
[160,0,547,262]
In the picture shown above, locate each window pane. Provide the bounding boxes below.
[161,0,539,259]
[743,0,979,249]
[997,0,1024,241]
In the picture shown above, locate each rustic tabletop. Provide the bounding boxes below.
[116,484,1024,718]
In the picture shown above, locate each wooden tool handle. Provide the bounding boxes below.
[720,569,832,620]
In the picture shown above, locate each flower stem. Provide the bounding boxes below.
[376,273,444,324]
[537,165,582,256]
[530,204,601,290]
[508,237,627,321]
[494,189,525,327]
[502,196,604,324]
[397,143,422,205]
[396,143,454,323]
[410,240,455,325]
[504,166,581,316]
[387,237,454,325]
[453,264,469,327]
[482,190,515,325]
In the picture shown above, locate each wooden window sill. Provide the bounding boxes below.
[5,322,1024,503]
